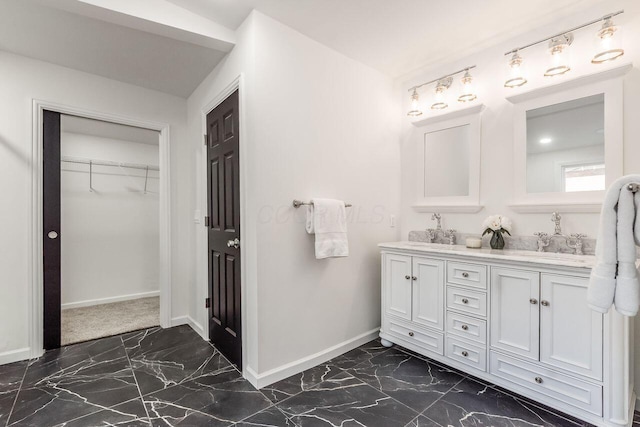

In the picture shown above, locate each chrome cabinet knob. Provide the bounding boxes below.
[412,276,417,281]
[461,298,469,304]
[461,351,468,357]
[541,300,550,307]
[408,331,414,337]
[534,377,543,384]
[227,238,240,249]
[462,272,469,278]
[405,275,411,280]
[530,298,538,305]
[461,325,469,331]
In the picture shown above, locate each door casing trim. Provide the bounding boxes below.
[199,74,251,378]
[30,99,172,359]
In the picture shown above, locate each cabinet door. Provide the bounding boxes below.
[540,274,603,380]
[412,257,444,330]
[490,268,540,360]
[383,254,412,321]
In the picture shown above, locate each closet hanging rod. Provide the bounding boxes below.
[61,156,159,171]
[292,199,352,208]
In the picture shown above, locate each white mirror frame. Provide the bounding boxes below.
[507,64,630,213]
[411,104,484,213]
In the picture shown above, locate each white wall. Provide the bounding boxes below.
[398,0,640,403]
[61,132,159,308]
[187,11,401,382]
[0,50,189,363]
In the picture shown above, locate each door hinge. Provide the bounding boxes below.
[204,216,210,226]
[205,297,211,308]
[204,134,208,146]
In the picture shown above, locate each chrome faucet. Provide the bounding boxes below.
[427,213,455,244]
[534,213,586,255]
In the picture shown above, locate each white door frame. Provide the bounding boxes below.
[199,74,251,375]
[30,99,172,358]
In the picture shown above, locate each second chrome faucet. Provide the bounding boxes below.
[534,212,586,255]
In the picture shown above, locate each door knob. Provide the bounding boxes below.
[227,238,240,249]
[48,231,58,239]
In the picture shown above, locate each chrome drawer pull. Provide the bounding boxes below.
[461,351,468,357]
[529,298,538,305]
[461,298,469,304]
[461,324,469,331]
[408,331,414,337]
[462,272,469,278]
[534,377,543,384]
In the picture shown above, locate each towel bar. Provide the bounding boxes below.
[627,183,640,193]
[293,199,352,208]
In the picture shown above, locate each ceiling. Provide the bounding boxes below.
[166,0,608,78]
[1,0,610,97]
[62,115,160,145]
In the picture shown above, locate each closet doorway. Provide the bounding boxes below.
[41,109,167,349]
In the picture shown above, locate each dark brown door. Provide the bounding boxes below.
[207,90,242,367]
[43,110,62,350]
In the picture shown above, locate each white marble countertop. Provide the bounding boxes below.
[379,241,597,269]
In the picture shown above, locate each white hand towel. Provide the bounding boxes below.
[305,198,348,259]
[588,175,640,315]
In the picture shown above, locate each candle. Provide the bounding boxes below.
[466,237,482,249]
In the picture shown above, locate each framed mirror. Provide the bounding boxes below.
[412,105,483,212]
[508,65,627,212]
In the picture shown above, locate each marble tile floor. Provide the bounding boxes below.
[0,325,628,426]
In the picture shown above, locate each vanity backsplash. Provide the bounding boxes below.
[408,230,597,256]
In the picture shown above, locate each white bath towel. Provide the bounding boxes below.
[588,175,640,315]
[305,198,349,259]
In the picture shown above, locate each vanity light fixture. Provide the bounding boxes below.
[544,34,573,77]
[592,16,624,64]
[431,77,452,110]
[504,51,528,88]
[407,88,423,116]
[406,66,476,116]
[458,69,477,102]
[503,10,624,86]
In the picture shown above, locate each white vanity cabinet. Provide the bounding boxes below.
[379,242,634,427]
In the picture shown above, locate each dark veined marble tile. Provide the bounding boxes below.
[423,377,584,427]
[328,339,391,370]
[57,398,150,427]
[130,337,232,396]
[345,347,463,412]
[22,337,126,387]
[0,389,18,427]
[260,362,343,403]
[278,371,418,427]
[234,406,296,427]
[144,368,271,426]
[404,415,442,427]
[123,326,204,359]
[9,353,140,426]
[147,403,220,427]
[0,360,27,393]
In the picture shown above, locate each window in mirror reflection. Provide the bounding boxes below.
[526,93,604,193]
[424,124,470,197]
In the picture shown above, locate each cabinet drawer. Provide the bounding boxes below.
[447,261,487,290]
[386,319,444,356]
[446,337,486,372]
[446,312,487,345]
[490,351,602,416]
[446,286,487,317]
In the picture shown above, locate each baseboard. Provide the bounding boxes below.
[244,327,380,389]
[171,315,205,339]
[61,290,160,310]
[0,347,31,365]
